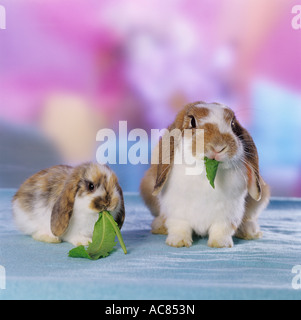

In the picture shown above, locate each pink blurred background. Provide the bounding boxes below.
[0,0,300,195]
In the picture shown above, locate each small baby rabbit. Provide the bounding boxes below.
[140,101,270,248]
[12,163,125,246]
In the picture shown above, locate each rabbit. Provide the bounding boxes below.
[140,101,270,248]
[12,162,125,246]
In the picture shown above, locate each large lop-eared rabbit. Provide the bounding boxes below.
[140,101,270,248]
[12,163,125,246]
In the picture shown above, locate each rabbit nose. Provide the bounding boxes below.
[215,145,227,154]
[208,144,226,153]
[92,194,111,211]
[104,194,111,208]
[207,144,227,160]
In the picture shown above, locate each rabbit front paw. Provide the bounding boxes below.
[165,219,193,248]
[208,223,234,248]
[207,236,234,248]
[166,233,192,248]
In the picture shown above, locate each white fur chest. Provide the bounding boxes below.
[159,158,248,237]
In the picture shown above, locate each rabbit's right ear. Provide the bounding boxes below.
[51,169,81,237]
[152,107,189,196]
[152,139,174,196]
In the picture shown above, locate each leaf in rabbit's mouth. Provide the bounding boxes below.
[68,211,127,260]
[204,157,220,189]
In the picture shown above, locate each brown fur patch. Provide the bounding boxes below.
[188,106,210,121]
[202,123,238,158]
[223,108,235,124]
[13,166,72,213]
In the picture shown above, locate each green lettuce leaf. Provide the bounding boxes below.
[68,245,93,260]
[204,157,220,189]
[68,211,127,260]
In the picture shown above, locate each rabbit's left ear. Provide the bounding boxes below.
[114,183,126,230]
[232,118,262,202]
[246,163,262,202]
[51,169,81,237]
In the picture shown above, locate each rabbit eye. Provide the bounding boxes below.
[231,118,237,130]
[231,117,243,138]
[189,115,196,129]
[87,182,95,192]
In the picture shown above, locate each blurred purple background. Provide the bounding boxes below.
[0,0,300,196]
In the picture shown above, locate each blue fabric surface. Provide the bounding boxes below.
[1,188,301,300]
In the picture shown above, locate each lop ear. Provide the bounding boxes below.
[152,149,174,196]
[243,136,262,201]
[246,163,262,201]
[114,183,126,230]
[51,169,82,237]
[232,118,262,201]
[152,107,188,196]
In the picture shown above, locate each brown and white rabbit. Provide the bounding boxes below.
[140,101,270,248]
[12,163,125,246]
